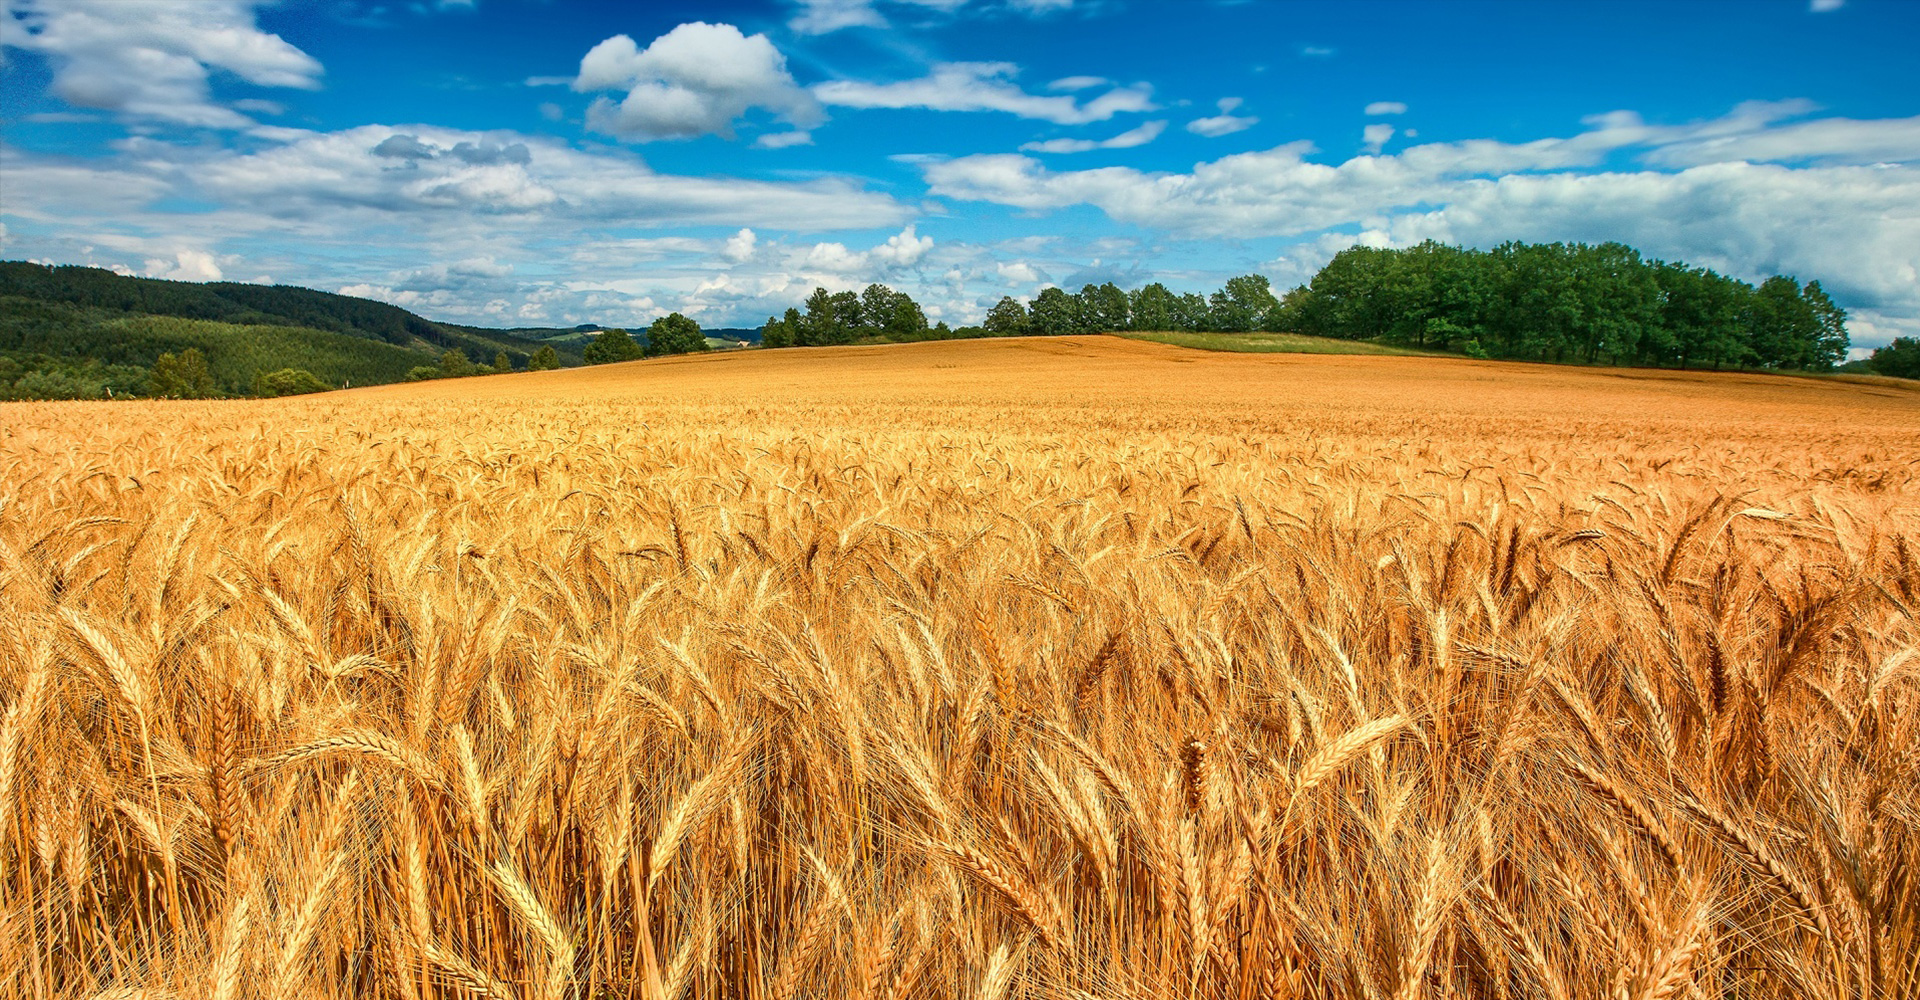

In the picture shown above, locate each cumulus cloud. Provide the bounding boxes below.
[1,0,323,128]
[1021,120,1166,154]
[573,22,822,142]
[1365,101,1408,116]
[816,62,1155,124]
[804,225,934,274]
[144,249,225,281]
[1187,97,1257,137]
[723,228,758,263]
[1362,123,1395,153]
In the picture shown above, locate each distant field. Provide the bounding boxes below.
[1120,328,1454,356]
[4,335,1916,999]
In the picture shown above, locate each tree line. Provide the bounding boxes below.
[743,241,1868,374]
[1285,241,1849,370]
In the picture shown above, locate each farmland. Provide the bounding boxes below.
[2,335,1916,999]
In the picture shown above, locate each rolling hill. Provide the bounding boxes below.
[0,261,590,398]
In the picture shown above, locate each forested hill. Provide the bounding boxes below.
[0,261,585,399]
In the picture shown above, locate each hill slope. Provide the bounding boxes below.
[0,261,587,397]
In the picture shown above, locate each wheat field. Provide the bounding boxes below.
[2,335,1917,999]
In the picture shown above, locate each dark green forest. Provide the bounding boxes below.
[0,262,583,399]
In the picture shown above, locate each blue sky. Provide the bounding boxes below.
[3,0,1917,348]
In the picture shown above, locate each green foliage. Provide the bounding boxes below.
[762,313,796,349]
[1077,283,1130,332]
[439,349,478,377]
[800,288,862,346]
[1029,287,1083,336]
[645,313,707,357]
[1128,283,1177,331]
[527,345,561,371]
[1285,240,1849,370]
[984,296,1030,337]
[493,351,513,373]
[0,264,580,399]
[1210,274,1279,333]
[582,328,644,365]
[0,261,562,363]
[1865,337,1920,379]
[148,348,217,399]
[252,368,332,397]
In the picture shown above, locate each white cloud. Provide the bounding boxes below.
[1187,97,1257,138]
[1301,46,1335,57]
[1641,111,1920,166]
[1,0,322,128]
[723,228,758,263]
[790,0,890,33]
[755,130,815,149]
[1365,101,1408,116]
[1810,0,1844,10]
[1021,120,1166,154]
[3,123,912,237]
[1362,123,1395,153]
[816,62,1155,124]
[790,0,1070,34]
[803,225,935,274]
[1049,75,1108,92]
[144,249,225,281]
[573,22,822,142]
[996,261,1040,285]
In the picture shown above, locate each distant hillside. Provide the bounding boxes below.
[0,261,587,399]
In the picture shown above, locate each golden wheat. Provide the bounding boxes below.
[0,336,1916,999]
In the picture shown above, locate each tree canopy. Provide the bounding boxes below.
[582,327,644,365]
[646,313,708,357]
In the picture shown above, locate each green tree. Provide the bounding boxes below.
[1266,285,1314,332]
[860,284,897,338]
[1128,283,1178,331]
[1801,281,1849,371]
[1077,283,1130,332]
[492,351,513,373]
[884,293,930,340]
[801,287,860,346]
[984,296,1030,336]
[147,348,216,398]
[582,328,644,364]
[828,291,861,345]
[1209,274,1280,333]
[1867,337,1920,378]
[645,313,708,357]
[526,345,561,370]
[1750,276,1819,369]
[438,348,477,377]
[761,313,795,349]
[1028,287,1081,336]
[252,368,331,397]
[1173,292,1212,332]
